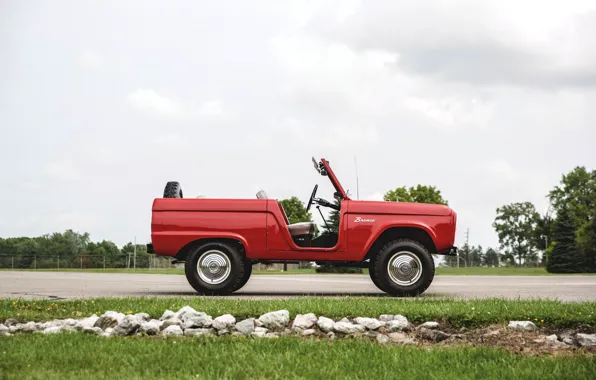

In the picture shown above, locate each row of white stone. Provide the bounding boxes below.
[1,306,595,347]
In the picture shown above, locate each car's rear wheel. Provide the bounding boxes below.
[231,259,252,292]
[185,242,246,295]
[369,239,435,297]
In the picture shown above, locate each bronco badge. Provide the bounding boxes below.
[354,217,375,223]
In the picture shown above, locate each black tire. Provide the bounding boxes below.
[184,242,245,295]
[369,239,435,297]
[368,266,388,292]
[231,260,252,292]
[163,181,183,198]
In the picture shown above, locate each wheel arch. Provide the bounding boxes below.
[175,237,247,261]
[363,226,437,262]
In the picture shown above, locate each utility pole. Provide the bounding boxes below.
[465,228,470,267]
[134,236,137,269]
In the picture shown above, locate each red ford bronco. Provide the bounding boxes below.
[148,157,457,297]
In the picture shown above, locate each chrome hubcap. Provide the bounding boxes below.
[197,250,231,284]
[387,251,423,285]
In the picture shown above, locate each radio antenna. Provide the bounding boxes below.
[354,156,360,200]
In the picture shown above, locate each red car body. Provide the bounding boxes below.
[149,158,457,262]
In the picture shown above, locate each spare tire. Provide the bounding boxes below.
[163,181,183,198]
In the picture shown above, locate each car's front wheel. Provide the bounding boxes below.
[185,242,247,295]
[369,239,435,297]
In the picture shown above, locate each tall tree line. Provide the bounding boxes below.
[493,166,596,272]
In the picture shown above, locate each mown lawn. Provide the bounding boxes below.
[0,334,593,380]
[2,297,595,328]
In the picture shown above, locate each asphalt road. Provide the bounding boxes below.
[0,272,595,301]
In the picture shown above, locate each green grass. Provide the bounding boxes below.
[3,266,595,275]
[0,334,593,380]
[3,297,595,328]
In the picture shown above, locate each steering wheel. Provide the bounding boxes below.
[306,184,318,212]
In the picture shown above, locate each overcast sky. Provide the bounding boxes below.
[1,0,595,250]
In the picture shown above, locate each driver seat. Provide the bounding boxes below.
[256,190,316,237]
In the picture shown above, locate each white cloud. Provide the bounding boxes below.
[152,133,191,150]
[45,159,78,182]
[127,89,183,119]
[127,89,229,122]
[197,100,224,117]
[78,49,103,69]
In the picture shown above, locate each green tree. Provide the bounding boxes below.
[548,166,596,227]
[546,205,584,273]
[278,197,313,224]
[383,185,448,205]
[577,207,596,272]
[492,202,540,266]
[483,248,499,267]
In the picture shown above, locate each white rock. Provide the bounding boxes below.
[160,310,175,321]
[181,312,213,329]
[379,314,396,322]
[576,333,596,347]
[9,325,21,333]
[258,310,290,331]
[420,321,439,330]
[161,318,182,329]
[235,318,255,335]
[212,314,236,330]
[174,306,198,320]
[184,328,216,337]
[376,334,390,344]
[113,315,142,336]
[316,316,335,333]
[75,315,99,331]
[217,329,229,336]
[338,317,350,323]
[388,332,409,343]
[95,311,125,329]
[255,327,268,334]
[333,321,365,335]
[163,325,183,337]
[292,313,317,331]
[0,324,9,336]
[546,334,568,348]
[134,313,150,321]
[301,329,317,336]
[265,333,279,339]
[62,318,78,327]
[385,316,410,332]
[251,330,267,338]
[353,317,383,330]
[42,326,63,334]
[140,321,160,336]
[508,321,537,332]
[21,322,38,333]
[82,327,103,335]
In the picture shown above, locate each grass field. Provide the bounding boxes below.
[2,266,595,276]
[3,297,595,328]
[0,334,593,380]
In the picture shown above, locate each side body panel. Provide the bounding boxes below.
[151,198,268,257]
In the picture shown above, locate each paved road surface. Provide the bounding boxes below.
[0,272,595,301]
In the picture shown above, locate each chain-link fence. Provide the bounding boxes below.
[0,254,177,270]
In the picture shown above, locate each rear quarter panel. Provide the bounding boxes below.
[151,198,267,256]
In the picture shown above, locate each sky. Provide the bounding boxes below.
[1,0,595,250]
